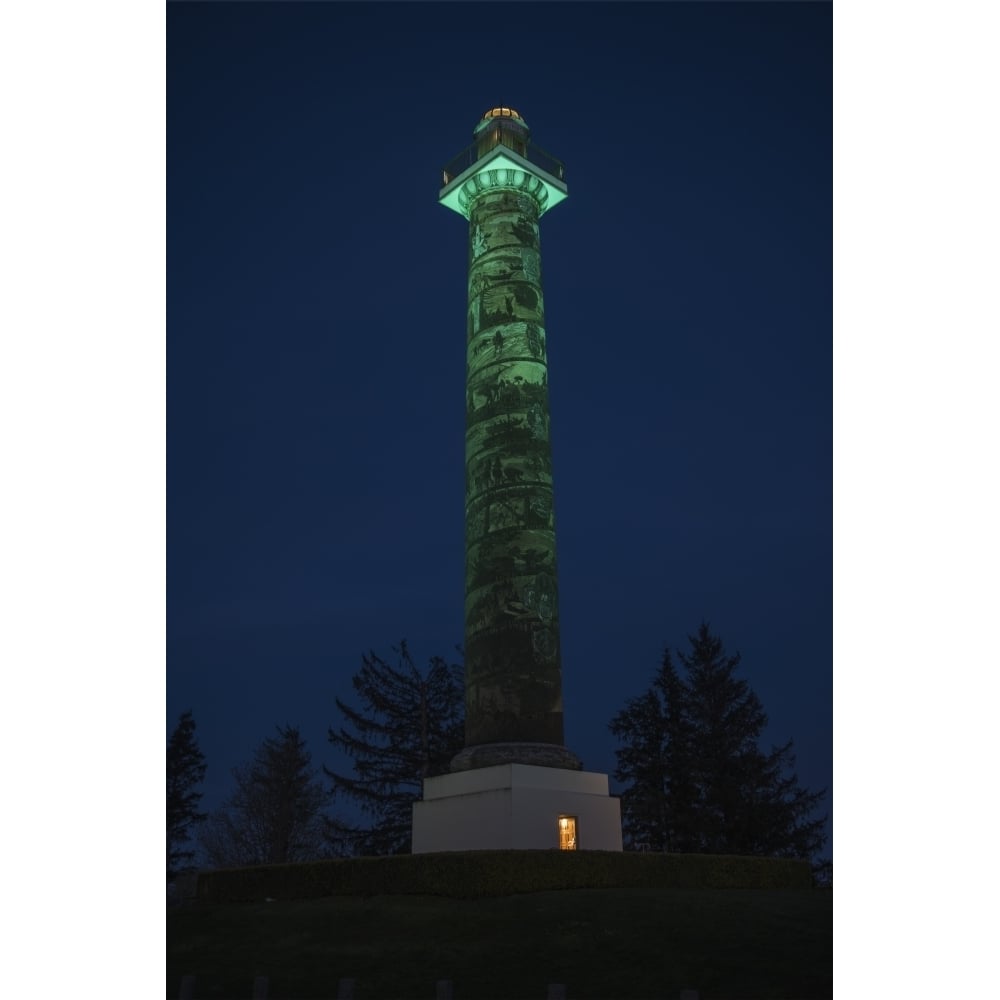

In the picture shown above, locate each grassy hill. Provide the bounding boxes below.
[167,886,832,999]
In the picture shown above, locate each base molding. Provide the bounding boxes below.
[451,741,583,771]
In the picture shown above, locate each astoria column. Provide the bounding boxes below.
[440,107,580,772]
[411,108,621,852]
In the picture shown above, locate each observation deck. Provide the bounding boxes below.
[439,107,567,219]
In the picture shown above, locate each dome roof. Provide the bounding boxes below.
[482,106,524,122]
[474,106,529,138]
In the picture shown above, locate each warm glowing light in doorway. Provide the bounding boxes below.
[558,816,578,850]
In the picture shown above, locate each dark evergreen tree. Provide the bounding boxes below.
[166,709,207,880]
[199,725,331,868]
[610,624,826,859]
[812,857,832,888]
[657,649,701,852]
[608,688,670,851]
[609,651,699,852]
[326,642,464,855]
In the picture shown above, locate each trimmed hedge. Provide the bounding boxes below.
[195,850,811,904]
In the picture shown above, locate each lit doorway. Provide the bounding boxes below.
[558,815,578,850]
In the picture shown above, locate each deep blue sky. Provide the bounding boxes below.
[167,1,832,852]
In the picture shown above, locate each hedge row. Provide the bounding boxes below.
[195,850,812,903]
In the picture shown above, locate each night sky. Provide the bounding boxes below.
[167,2,832,853]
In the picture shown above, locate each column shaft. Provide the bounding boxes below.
[463,188,564,748]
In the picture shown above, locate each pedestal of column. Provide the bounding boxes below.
[412,763,623,853]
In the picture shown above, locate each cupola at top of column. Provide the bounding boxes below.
[474,107,530,160]
[440,106,568,220]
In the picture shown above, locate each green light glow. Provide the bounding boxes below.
[439,146,568,219]
[462,185,565,748]
[442,114,572,757]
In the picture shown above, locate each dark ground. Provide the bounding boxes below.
[167,887,832,999]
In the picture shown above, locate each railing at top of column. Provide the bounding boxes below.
[442,138,565,188]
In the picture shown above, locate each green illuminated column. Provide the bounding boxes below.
[440,108,580,771]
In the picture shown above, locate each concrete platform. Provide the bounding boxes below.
[412,763,623,853]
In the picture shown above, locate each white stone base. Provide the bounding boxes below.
[411,763,623,853]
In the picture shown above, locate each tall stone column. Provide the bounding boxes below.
[411,108,623,853]
[440,107,579,772]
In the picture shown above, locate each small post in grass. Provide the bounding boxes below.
[547,985,566,999]
[336,977,356,999]
[436,979,453,999]
[252,974,268,998]
[178,975,195,1000]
